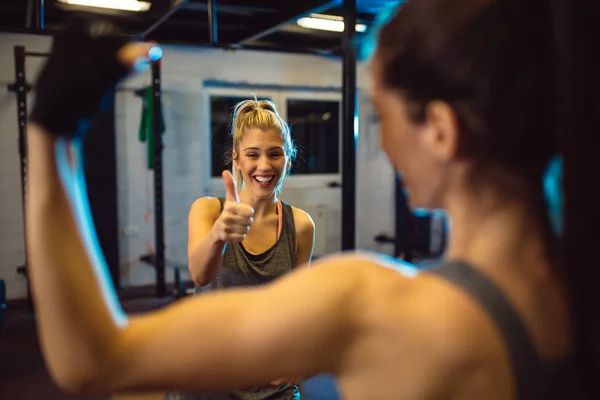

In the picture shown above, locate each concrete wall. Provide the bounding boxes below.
[0,33,396,300]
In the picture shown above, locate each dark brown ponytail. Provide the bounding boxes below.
[550,0,600,396]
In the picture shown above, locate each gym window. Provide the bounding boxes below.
[286,99,340,175]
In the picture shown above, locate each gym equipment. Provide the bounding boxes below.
[374,175,448,264]
[137,85,166,171]
[140,254,191,299]
[135,60,169,298]
[6,46,46,314]
[4,2,184,304]
[7,44,122,309]
[0,280,6,335]
[373,176,414,261]
[395,175,414,262]
[134,61,201,300]
[341,0,358,251]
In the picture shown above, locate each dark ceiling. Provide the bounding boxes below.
[0,0,398,56]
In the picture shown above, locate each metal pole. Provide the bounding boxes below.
[152,60,166,297]
[341,0,357,251]
[394,176,413,262]
[36,0,45,30]
[24,51,50,57]
[143,0,188,38]
[8,46,34,313]
[208,0,218,45]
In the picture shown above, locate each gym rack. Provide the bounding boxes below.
[7,46,168,305]
[6,46,50,313]
[135,60,168,298]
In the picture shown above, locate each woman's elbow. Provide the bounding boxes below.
[47,340,130,395]
[189,265,212,287]
[192,275,211,287]
[50,364,114,396]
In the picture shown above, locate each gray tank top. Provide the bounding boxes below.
[428,261,586,399]
[195,197,297,294]
[166,197,299,400]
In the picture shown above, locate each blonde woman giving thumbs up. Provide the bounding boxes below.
[167,99,316,400]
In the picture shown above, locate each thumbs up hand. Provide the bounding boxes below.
[211,170,255,243]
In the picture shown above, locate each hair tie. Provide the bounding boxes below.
[542,155,563,237]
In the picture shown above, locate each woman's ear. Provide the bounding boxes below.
[422,100,460,161]
[232,150,239,169]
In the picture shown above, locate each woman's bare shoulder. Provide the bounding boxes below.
[337,257,502,397]
[189,196,222,219]
[291,206,315,234]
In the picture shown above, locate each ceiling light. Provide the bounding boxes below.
[57,0,152,12]
[297,15,367,33]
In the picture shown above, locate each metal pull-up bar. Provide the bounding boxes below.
[208,0,218,45]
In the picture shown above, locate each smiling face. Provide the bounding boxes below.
[234,128,289,199]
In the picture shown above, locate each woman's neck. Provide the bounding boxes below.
[238,188,278,218]
[444,182,553,280]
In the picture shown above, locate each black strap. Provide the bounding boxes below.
[217,196,225,213]
[428,261,547,399]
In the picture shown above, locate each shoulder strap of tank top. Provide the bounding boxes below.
[279,201,297,255]
[427,261,546,399]
[216,196,225,212]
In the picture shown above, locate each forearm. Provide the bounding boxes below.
[188,230,226,286]
[26,124,126,392]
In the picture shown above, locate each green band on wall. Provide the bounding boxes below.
[138,86,166,170]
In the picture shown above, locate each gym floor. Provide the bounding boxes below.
[0,296,339,400]
[1,296,171,400]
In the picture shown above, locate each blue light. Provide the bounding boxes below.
[543,155,563,237]
[55,138,128,328]
[148,46,163,61]
[133,58,150,73]
[413,208,430,217]
[358,1,403,61]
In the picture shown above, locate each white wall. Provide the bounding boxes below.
[0,33,396,299]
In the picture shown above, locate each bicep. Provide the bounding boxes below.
[114,257,366,393]
[187,197,220,257]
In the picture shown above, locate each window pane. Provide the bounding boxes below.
[210,96,270,177]
[287,99,340,174]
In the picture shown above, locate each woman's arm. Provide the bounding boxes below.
[188,172,254,286]
[26,128,127,391]
[187,197,226,286]
[26,126,367,395]
[293,208,316,268]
